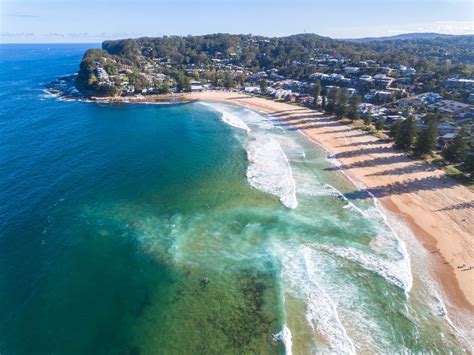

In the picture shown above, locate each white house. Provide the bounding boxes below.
[344,66,360,74]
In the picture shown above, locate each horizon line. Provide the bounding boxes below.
[1,31,473,45]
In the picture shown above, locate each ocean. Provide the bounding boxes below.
[0,44,468,354]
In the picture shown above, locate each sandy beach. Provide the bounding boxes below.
[97,91,474,320]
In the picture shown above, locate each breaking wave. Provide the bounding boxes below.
[247,135,298,209]
[199,102,251,132]
[316,244,412,291]
[277,244,356,354]
[273,325,293,355]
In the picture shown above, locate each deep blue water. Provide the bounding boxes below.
[1,44,278,354]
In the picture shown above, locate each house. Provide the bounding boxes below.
[444,78,474,89]
[339,78,351,86]
[296,94,312,104]
[244,86,260,93]
[380,67,393,74]
[429,100,472,115]
[359,75,373,82]
[191,84,205,92]
[385,115,406,124]
[375,91,392,101]
[273,89,292,100]
[437,123,459,135]
[358,103,374,114]
[95,67,109,81]
[403,67,416,75]
[438,133,457,148]
[325,85,339,94]
[374,74,394,88]
[398,97,424,108]
[364,92,376,100]
[397,77,412,85]
[328,73,345,81]
[347,88,357,96]
[398,65,416,75]
[344,66,360,74]
[269,72,285,81]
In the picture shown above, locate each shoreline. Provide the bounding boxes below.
[64,91,474,326]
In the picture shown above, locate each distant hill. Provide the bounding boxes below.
[343,33,459,43]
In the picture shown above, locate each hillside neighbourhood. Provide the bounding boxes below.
[52,34,474,176]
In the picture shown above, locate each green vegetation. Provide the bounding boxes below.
[442,125,469,163]
[313,81,321,109]
[349,95,361,121]
[259,78,268,93]
[363,107,372,126]
[375,117,385,131]
[75,33,474,98]
[414,113,439,156]
[335,88,349,119]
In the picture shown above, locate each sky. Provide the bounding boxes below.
[1,0,473,43]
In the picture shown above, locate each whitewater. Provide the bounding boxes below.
[200,100,470,353]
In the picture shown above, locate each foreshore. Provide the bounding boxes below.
[93,91,473,320]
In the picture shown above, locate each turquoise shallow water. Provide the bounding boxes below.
[0,45,469,354]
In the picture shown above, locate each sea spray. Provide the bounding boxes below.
[246,136,298,209]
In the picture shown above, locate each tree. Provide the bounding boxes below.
[176,73,191,92]
[335,88,349,119]
[321,96,326,111]
[223,72,234,89]
[348,95,361,121]
[259,78,268,93]
[395,116,417,150]
[313,81,321,109]
[363,108,373,126]
[463,151,474,175]
[442,125,468,163]
[159,82,170,94]
[414,114,439,156]
[390,120,402,139]
[325,87,339,114]
[375,117,385,131]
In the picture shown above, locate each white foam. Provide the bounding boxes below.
[273,325,293,355]
[316,244,412,291]
[199,102,251,132]
[327,153,342,168]
[247,136,298,209]
[40,88,59,99]
[278,245,356,354]
[313,182,413,293]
